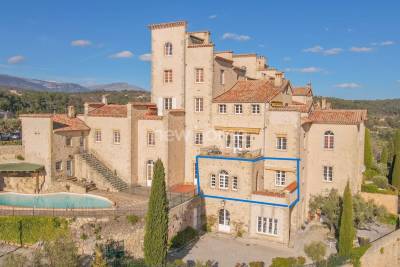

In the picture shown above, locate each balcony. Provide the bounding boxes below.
[199,146,262,159]
[252,182,298,206]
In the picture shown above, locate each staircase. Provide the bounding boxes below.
[79,152,128,192]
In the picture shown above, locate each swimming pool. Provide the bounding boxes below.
[0,192,113,209]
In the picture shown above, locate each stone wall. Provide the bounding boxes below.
[0,176,41,193]
[360,192,398,214]
[169,197,202,238]
[360,229,400,267]
[0,145,23,162]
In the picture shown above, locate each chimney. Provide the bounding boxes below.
[67,105,76,118]
[102,95,108,105]
[274,72,283,87]
[321,98,327,109]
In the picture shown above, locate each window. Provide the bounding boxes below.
[210,174,216,188]
[275,171,286,186]
[164,42,173,56]
[232,176,238,190]
[324,131,334,149]
[276,136,287,150]
[66,160,73,177]
[219,170,229,189]
[95,129,102,143]
[220,70,225,85]
[195,68,204,83]
[66,137,72,147]
[234,132,243,149]
[323,166,333,182]
[113,130,121,144]
[225,134,231,148]
[194,132,203,145]
[195,98,204,112]
[218,104,227,114]
[164,70,173,83]
[163,98,172,110]
[257,216,278,236]
[245,135,251,149]
[55,161,62,172]
[147,131,155,146]
[234,104,243,114]
[252,104,260,114]
[146,160,154,182]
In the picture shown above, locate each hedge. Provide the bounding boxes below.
[361,183,397,195]
[169,227,198,249]
[0,216,68,245]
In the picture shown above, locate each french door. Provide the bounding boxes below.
[218,209,230,232]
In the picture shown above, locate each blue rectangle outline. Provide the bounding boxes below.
[195,155,300,209]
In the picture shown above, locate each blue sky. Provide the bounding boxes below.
[0,0,399,99]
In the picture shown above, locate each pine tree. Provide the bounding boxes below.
[92,245,107,267]
[380,146,388,165]
[338,181,355,258]
[392,155,400,189]
[364,128,373,169]
[144,159,169,267]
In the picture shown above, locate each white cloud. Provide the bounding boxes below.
[303,45,342,56]
[283,56,291,62]
[350,46,373,52]
[109,50,134,59]
[7,55,25,64]
[71,39,92,47]
[208,14,217,19]
[222,33,251,41]
[139,53,151,62]
[334,82,361,88]
[371,40,395,46]
[285,67,322,73]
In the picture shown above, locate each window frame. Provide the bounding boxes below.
[275,170,286,186]
[195,68,204,83]
[164,42,173,56]
[194,132,203,145]
[276,136,287,150]
[65,136,72,147]
[234,132,243,149]
[220,70,225,85]
[256,216,278,236]
[251,104,260,114]
[323,166,333,182]
[232,176,238,191]
[234,104,243,114]
[147,131,155,146]
[163,69,173,83]
[219,170,229,189]
[113,130,121,145]
[245,135,251,149]
[163,97,173,110]
[225,134,231,148]
[95,129,102,143]
[194,97,204,112]
[146,160,154,182]
[210,174,216,188]
[324,131,334,149]
[55,161,62,172]
[218,104,227,114]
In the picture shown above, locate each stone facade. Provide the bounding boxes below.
[19,20,367,246]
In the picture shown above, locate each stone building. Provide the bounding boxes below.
[19,21,367,245]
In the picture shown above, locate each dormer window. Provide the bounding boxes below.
[164,42,173,56]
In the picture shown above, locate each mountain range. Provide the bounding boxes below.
[0,74,145,92]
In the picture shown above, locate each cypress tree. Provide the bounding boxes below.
[144,159,169,267]
[364,128,373,169]
[380,146,388,165]
[392,155,400,189]
[338,181,355,258]
[394,130,400,157]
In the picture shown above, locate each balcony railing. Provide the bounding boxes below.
[199,146,262,159]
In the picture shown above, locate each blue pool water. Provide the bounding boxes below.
[0,192,112,209]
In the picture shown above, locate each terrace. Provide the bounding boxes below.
[252,181,298,206]
[199,146,262,159]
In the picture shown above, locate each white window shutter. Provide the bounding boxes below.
[172,97,177,109]
[157,98,163,116]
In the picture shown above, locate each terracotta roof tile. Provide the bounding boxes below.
[284,181,297,193]
[52,114,90,132]
[215,56,233,64]
[293,87,313,96]
[169,184,196,193]
[88,104,127,117]
[307,109,367,125]
[270,101,312,113]
[253,190,286,198]
[213,80,281,103]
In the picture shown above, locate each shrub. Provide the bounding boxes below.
[270,257,305,267]
[126,215,139,225]
[203,215,216,232]
[170,226,198,249]
[304,241,326,262]
[249,261,264,267]
[361,183,397,195]
[0,216,68,245]
[16,154,24,160]
[80,233,88,240]
[364,169,379,179]
[372,175,389,189]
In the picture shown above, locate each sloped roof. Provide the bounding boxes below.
[88,104,127,117]
[306,109,367,125]
[0,162,44,173]
[213,80,281,103]
[20,114,89,132]
[293,87,313,96]
[269,101,313,113]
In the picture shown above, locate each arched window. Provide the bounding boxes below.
[164,42,173,56]
[324,131,334,149]
[219,170,229,189]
